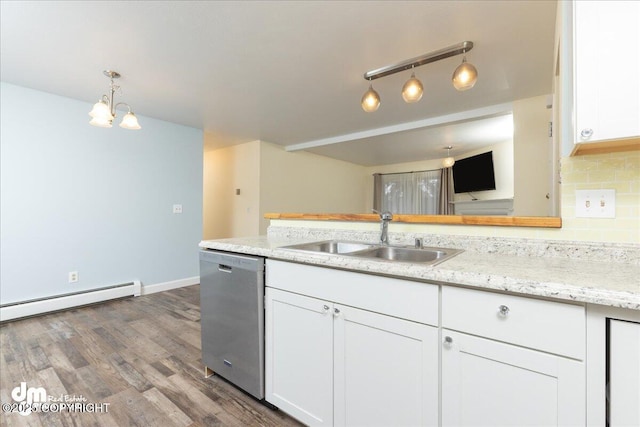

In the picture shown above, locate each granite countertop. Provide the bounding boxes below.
[199,234,640,310]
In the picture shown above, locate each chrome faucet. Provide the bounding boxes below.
[372,209,393,244]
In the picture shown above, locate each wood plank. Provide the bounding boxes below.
[264,212,562,228]
[0,285,302,427]
[142,387,193,427]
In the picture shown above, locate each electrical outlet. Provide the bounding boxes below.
[68,271,78,283]
[173,204,183,214]
[575,189,615,218]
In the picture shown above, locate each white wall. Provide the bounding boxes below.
[0,82,203,305]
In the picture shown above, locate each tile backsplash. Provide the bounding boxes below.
[560,150,639,243]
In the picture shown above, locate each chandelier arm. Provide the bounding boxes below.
[363,41,473,81]
[114,102,132,112]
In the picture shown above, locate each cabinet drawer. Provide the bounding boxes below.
[442,286,585,360]
[267,260,438,326]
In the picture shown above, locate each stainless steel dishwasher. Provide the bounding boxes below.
[199,249,265,400]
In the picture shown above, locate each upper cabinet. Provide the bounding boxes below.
[559,1,640,156]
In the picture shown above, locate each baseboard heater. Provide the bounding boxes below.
[0,280,142,322]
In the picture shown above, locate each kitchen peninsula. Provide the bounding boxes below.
[200,220,640,426]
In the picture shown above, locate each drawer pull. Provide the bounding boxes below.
[444,336,453,348]
[323,305,330,314]
[333,308,341,317]
[498,305,510,317]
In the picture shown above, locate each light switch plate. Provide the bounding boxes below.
[575,189,615,218]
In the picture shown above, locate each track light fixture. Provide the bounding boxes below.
[88,70,141,130]
[442,146,455,168]
[361,41,476,112]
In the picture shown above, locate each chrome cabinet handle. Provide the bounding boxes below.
[322,304,330,314]
[333,307,341,317]
[443,336,453,348]
[580,128,593,139]
[498,305,510,316]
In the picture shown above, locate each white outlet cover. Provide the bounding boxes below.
[575,189,615,218]
[173,204,183,214]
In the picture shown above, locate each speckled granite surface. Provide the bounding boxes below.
[199,228,640,310]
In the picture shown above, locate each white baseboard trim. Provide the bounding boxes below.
[141,276,199,295]
[1,280,142,322]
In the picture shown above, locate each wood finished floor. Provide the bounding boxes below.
[0,285,302,427]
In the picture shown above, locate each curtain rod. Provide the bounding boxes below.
[373,168,443,177]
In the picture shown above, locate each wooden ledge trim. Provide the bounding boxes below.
[264,213,562,228]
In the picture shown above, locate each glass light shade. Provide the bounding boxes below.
[361,84,380,112]
[119,112,141,130]
[442,156,455,168]
[452,57,478,91]
[89,116,113,128]
[88,100,113,120]
[401,72,423,103]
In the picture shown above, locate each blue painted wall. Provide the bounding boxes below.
[0,82,203,304]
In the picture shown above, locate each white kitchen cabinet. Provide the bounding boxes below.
[608,319,640,427]
[562,0,640,155]
[265,288,333,426]
[441,330,584,426]
[574,0,640,144]
[441,286,586,426]
[265,283,438,427]
[333,302,438,427]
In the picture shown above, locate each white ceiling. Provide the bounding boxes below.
[0,1,557,165]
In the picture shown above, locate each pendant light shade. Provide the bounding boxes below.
[88,100,113,121]
[361,83,381,112]
[401,71,423,103]
[452,56,478,91]
[89,116,113,128]
[119,112,141,130]
[442,146,455,168]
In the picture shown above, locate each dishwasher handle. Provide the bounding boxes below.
[218,264,233,273]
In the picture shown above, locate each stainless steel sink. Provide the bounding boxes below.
[280,240,375,254]
[352,246,462,265]
[280,240,462,266]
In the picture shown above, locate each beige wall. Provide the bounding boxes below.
[203,140,368,238]
[259,142,368,233]
[513,95,554,216]
[203,140,261,239]
[272,150,640,244]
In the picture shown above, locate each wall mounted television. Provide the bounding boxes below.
[452,151,497,194]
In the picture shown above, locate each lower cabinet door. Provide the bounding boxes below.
[442,329,585,426]
[265,288,333,426]
[333,304,439,427]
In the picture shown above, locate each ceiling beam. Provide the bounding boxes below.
[285,102,513,152]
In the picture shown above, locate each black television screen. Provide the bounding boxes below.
[452,151,497,194]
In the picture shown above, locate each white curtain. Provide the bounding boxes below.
[373,170,442,214]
